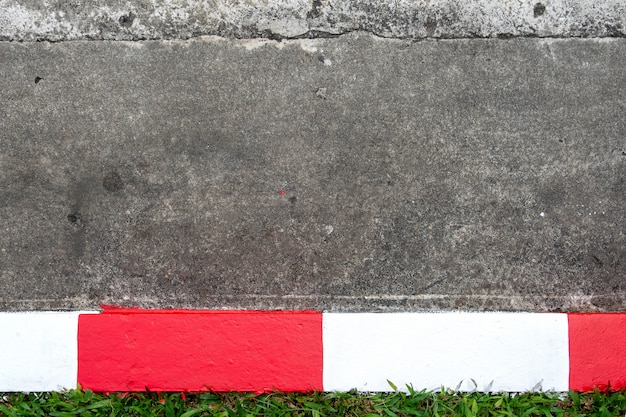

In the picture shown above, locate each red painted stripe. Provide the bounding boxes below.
[568,313,626,391]
[78,310,323,392]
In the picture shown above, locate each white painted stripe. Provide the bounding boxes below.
[0,312,89,391]
[323,312,569,392]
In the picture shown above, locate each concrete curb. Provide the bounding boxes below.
[1,309,624,392]
[1,0,625,41]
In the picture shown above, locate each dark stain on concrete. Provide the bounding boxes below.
[67,212,83,226]
[425,17,437,35]
[307,0,323,19]
[534,3,546,18]
[103,170,124,192]
[119,12,136,28]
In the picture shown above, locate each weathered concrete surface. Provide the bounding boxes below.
[0,0,625,41]
[1,34,625,312]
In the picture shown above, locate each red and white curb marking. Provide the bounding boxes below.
[0,309,624,392]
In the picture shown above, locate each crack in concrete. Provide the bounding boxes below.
[3,29,626,44]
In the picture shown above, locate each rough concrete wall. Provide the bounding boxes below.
[1,0,625,41]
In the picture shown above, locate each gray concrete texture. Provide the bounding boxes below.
[1,34,625,312]
[0,0,625,41]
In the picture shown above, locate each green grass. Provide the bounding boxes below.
[1,387,624,417]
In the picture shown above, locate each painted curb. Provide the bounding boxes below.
[0,310,624,392]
